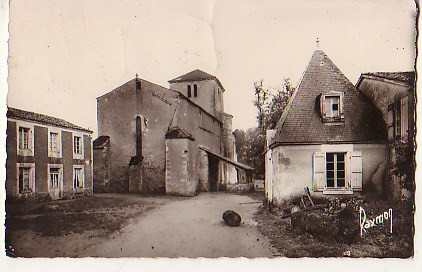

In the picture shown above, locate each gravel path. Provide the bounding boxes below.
[78,193,276,258]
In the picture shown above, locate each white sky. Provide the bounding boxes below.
[7,0,416,134]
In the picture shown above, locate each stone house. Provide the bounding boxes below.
[6,107,93,200]
[356,72,415,199]
[265,50,387,204]
[94,69,253,196]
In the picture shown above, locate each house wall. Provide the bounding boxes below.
[6,119,93,199]
[358,78,410,123]
[358,77,415,199]
[267,143,386,204]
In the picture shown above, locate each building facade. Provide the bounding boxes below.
[94,69,252,196]
[356,72,415,199]
[265,50,387,204]
[6,107,93,200]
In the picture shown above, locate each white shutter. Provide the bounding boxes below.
[313,152,326,191]
[350,151,362,191]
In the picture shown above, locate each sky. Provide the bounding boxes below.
[6,0,416,135]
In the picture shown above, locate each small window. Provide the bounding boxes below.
[187,85,192,97]
[18,127,30,150]
[19,167,31,193]
[50,132,60,152]
[194,84,198,97]
[321,92,344,122]
[73,167,84,189]
[49,167,61,189]
[74,136,82,154]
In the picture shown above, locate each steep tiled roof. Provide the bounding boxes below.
[168,69,225,92]
[93,136,110,148]
[272,50,386,145]
[361,72,415,87]
[168,69,216,83]
[165,126,195,140]
[7,107,92,133]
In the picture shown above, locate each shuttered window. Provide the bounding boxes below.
[400,96,409,141]
[312,151,362,192]
[350,151,363,191]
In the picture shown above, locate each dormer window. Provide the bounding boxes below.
[320,91,344,123]
[194,84,198,97]
[187,85,192,97]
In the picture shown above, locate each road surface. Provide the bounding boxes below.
[78,193,277,258]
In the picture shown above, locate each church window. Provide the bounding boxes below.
[187,85,192,97]
[194,84,198,97]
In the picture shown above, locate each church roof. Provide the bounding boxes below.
[7,107,92,133]
[168,69,225,92]
[271,50,386,146]
[168,69,216,82]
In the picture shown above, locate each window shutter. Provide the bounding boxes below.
[312,152,325,191]
[350,151,362,191]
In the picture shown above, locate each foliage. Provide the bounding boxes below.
[253,78,295,131]
[234,127,265,179]
[235,79,295,179]
[389,136,416,192]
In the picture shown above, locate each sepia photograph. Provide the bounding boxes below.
[1,0,420,270]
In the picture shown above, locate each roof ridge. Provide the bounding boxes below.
[7,107,92,133]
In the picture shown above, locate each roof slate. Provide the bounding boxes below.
[93,136,110,148]
[361,72,415,86]
[272,50,386,145]
[168,69,216,83]
[7,107,92,133]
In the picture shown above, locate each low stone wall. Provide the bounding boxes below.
[226,183,254,193]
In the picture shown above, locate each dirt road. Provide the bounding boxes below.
[78,193,277,258]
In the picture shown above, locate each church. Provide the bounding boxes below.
[93,69,253,196]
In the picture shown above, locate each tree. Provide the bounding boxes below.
[235,79,295,179]
[253,78,295,131]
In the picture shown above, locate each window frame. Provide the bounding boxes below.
[187,85,192,97]
[17,163,35,194]
[48,127,62,158]
[73,165,85,189]
[320,91,345,123]
[73,132,85,159]
[15,120,35,157]
[48,164,63,191]
[313,147,361,194]
[194,84,198,97]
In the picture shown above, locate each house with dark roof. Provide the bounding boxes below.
[6,107,93,200]
[265,50,387,204]
[356,71,415,199]
[94,69,253,196]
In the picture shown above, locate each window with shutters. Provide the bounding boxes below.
[387,104,395,140]
[400,96,409,141]
[326,153,346,188]
[320,91,344,123]
[313,151,362,193]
